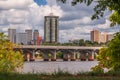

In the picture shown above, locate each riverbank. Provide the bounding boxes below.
[7,61,119,80]
[0,71,120,80]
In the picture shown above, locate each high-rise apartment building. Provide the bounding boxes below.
[16,33,27,45]
[33,30,39,45]
[107,34,114,42]
[100,32,107,43]
[8,28,16,43]
[44,13,59,43]
[91,30,114,43]
[25,29,32,44]
[91,29,100,43]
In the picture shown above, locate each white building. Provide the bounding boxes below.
[91,29,100,43]
[100,32,107,43]
[107,34,114,42]
[8,28,16,43]
[16,33,27,45]
[25,29,32,44]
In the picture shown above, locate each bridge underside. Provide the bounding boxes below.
[15,48,99,61]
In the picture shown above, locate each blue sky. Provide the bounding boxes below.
[34,0,47,6]
[0,0,119,42]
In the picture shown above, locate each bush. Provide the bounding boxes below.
[0,33,24,73]
[91,65,104,73]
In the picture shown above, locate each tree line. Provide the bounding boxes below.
[43,39,108,46]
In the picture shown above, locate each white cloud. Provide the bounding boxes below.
[59,25,92,42]
[46,0,57,6]
[97,19,111,29]
[0,0,63,39]
[61,16,91,25]
[0,0,33,10]
[81,17,91,24]
[27,3,63,32]
[7,9,28,24]
[0,0,118,42]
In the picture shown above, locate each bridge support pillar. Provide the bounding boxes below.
[88,50,94,61]
[51,51,57,61]
[80,51,87,61]
[43,53,49,61]
[24,50,35,61]
[26,53,30,61]
[63,53,69,61]
[31,50,35,61]
[70,51,76,61]
[76,52,80,60]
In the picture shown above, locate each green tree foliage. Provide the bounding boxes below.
[92,32,120,72]
[109,11,120,26]
[58,0,120,26]
[108,32,120,71]
[0,33,24,73]
[79,39,85,46]
[56,51,63,58]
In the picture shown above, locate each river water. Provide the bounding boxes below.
[19,60,98,74]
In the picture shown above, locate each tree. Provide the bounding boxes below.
[92,32,120,72]
[85,40,92,46]
[110,11,120,26]
[0,33,24,73]
[79,39,85,46]
[107,32,120,71]
[58,0,120,26]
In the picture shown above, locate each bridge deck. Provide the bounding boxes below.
[14,45,102,50]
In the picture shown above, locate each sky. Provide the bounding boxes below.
[0,0,119,42]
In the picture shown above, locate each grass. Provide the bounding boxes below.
[0,71,120,80]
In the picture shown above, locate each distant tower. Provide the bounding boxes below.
[33,30,39,45]
[44,13,59,43]
[91,29,100,43]
[8,28,16,43]
[25,29,32,45]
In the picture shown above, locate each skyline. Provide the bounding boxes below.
[0,0,119,42]
[8,28,114,45]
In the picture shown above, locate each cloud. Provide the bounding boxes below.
[96,20,110,29]
[0,0,33,10]
[59,17,91,30]
[0,0,118,42]
[28,4,63,29]
[47,0,57,6]
[0,0,63,38]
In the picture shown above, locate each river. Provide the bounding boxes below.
[18,60,98,74]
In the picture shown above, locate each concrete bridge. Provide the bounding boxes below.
[14,45,102,61]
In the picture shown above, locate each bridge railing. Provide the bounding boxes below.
[14,45,102,50]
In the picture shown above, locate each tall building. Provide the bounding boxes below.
[8,28,16,43]
[100,32,107,43]
[91,29,100,43]
[25,29,32,44]
[106,34,114,42]
[44,13,59,43]
[33,30,39,45]
[16,33,27,45]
